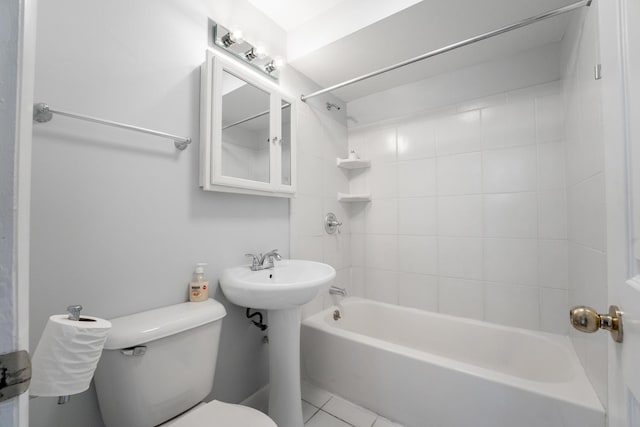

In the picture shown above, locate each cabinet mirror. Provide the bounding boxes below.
[200,50,296,197]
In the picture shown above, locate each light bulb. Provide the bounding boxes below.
[230,29,243,44]
[273,56,285,67]
[255,46,268,59]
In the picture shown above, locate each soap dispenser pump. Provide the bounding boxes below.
[189,263,209,302]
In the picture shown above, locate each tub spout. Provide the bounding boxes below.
[329,286,347,297]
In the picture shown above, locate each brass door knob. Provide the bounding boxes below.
[569,305,623,343]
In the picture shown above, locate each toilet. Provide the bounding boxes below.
[93,300,276,427]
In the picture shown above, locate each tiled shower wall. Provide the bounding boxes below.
[291,105,351,319]
[563,5,608,406]
[348,81,568,334]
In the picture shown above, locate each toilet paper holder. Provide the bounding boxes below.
[58,305,83,404]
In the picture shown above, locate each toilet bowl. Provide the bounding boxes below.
[163,401,275,427]
[94,300,276,427]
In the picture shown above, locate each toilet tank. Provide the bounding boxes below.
[94,300,227,427]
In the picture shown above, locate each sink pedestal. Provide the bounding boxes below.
[268,307,303,427]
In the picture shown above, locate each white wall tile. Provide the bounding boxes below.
[349,127,397,164]
[438,237,483,280]
[324,160,350,199]
[350,234,365,267]
[437,195,482,237]
[483,145,537,193]
[436,152,482,195]
[485,283,539,329]
[297,152,324,196]
[397,273,438,311]
[438,277,484,320]
[345,82,568,335]
[535,93,564,144]
[540,288,569,334]
[538,190,567,239]
[365,199,398,234]
[365,269,398,304]
[537,141,566,190]
[398,236,438,275]
[291,196,324,237]
[484,193,538,238]
[323,234,351,271]
[484,238,538,286]
[398,197,437,235]
[350,267,366,297]
[291,235,324,263]
[567,173,606,251]
[348,203,367,234]
[538,240,568,289]
[367,162,398,199]
[481,98,535,150]
[568,242,607,308]
[397,118,436,160]
[434,110,481,156]
[397,158,436,197]
[365,234,398,271]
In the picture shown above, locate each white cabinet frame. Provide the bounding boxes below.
[200,49,296,197]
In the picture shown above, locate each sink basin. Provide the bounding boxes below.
[220,259,336,310]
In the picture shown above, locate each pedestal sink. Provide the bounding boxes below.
[220,259,336,427]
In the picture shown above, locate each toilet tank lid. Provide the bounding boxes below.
[104,299,227,350]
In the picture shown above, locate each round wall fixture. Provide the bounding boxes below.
[324,212,342,234]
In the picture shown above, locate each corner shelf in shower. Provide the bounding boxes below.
[336,157,371,169]
[337,192,371,202]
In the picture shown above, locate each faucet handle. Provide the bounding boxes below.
[245,253,260,266]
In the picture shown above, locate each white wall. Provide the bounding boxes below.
[346,80,568,333]
[29,0,345,426]
[562,3,608,407]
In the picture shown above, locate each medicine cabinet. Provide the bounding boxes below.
[200,50,296,197]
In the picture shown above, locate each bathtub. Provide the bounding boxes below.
[301,298,604,427]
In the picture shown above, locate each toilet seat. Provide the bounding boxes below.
[164,400,276,427]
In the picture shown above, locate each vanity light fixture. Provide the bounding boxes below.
[265,60,277,73]
[221,29,243,47]
[265,57,285,74]
[245,46,268,61]
[211,20,284,80]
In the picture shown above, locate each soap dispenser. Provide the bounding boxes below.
[188,263,209,302]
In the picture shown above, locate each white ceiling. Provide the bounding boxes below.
[251,0,583,102]
[247,0,348,32]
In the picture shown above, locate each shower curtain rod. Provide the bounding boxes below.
[32,102,192,150]
[300,0,591,102]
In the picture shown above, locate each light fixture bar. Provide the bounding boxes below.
[300,0,590,102]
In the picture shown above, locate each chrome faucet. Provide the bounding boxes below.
[245,249,282,271]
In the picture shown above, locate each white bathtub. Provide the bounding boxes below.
[301,298,604,427]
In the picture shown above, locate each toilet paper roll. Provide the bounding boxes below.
[30,314,112,397]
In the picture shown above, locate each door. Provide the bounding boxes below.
[601,0,640,425]
[0,0,35,426]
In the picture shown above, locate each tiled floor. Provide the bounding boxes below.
[301,381,403,427]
